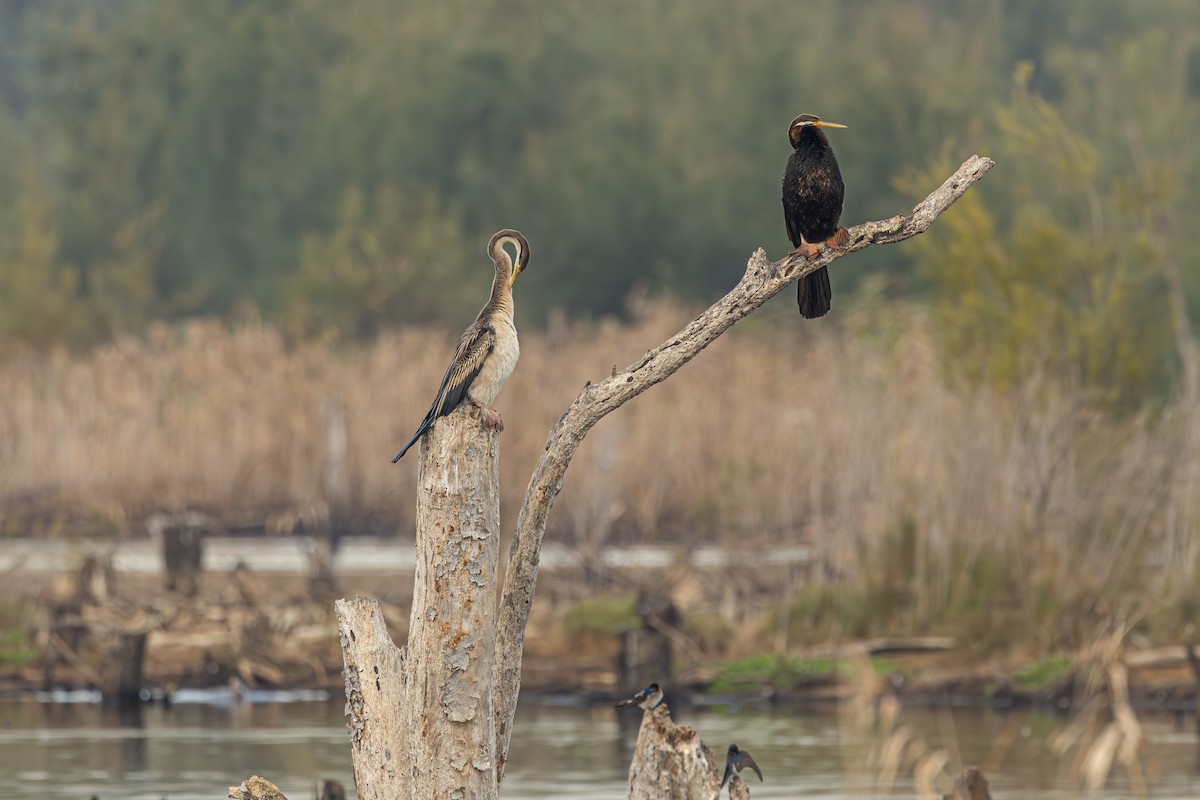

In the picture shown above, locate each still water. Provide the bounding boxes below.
[0,693,1197,799]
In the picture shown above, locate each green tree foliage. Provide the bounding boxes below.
[0,0,1197,376]
[904,38,1195,407]
[0,165,86,347]
[284,187,477,340]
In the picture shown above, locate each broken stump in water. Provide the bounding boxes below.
[944,767,993,800]
[151,512,208,597]
[319,779,346,800]
[626,703,720,800]
[229,775,288,800]
[618,591,679,693]
[727,773,752,799]
[96,627,149,706]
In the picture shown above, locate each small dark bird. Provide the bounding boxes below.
[392,230,530,462]
[781,113,849,318]
[614,682,664,711]
[720,743,763,789]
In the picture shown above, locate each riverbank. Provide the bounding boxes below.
[2,544,1197,717]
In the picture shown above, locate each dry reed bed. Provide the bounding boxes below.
[1,300,1197,632]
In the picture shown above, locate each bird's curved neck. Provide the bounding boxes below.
[487,258,515,317]
[795,126,831,153]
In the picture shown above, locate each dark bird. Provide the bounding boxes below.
[720,743,763,790]
[391,229,530,462]
[781,113,849,319]
[614,682,664,711]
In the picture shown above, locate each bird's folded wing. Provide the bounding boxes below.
[431,323,496,417]
[784,213,801,248]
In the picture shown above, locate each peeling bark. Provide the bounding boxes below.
[336,406,501,800]
[406,407,502,799]
[335,596,408,800]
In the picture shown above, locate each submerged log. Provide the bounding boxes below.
[626,704,720,800]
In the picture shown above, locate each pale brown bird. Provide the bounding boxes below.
[392,229,530,462]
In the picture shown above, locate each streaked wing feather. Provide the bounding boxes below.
[391,323,494,463]
[433,323,495,416]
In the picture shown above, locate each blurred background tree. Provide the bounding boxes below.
[0,0,1196,397]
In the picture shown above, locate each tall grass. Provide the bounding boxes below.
[2,298,1197,652]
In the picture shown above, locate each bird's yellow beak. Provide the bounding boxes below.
[508,264,522,288]
[814,121,847,129]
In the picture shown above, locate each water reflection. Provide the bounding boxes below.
[0,695,1197,799]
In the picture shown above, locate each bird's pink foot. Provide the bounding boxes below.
[825,227,850,249]
[478,404,504,432]
[790,241,820,258]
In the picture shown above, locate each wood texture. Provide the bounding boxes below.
[335,596,408,800]
[626,705,720,800]
[407,406,503,799]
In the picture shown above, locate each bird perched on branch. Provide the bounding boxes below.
[720,743,763,792]
[613,682,664,711]
[392,229,530,462]
[781,113,849,318]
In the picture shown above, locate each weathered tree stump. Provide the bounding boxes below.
[618,591,678,693]
[153,512,207,596]
[944,767,992,800]
[627,704,720,800]
[307,534,341,601]
[319,779,347,800]
[335,406,501,800]
[727,774,751,800]
[96,628,148,705]
[229,775,288,800]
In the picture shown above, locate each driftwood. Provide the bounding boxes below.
[335,155,995,795]
[626,704,720,800]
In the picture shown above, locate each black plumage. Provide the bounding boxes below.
[781,113,848,319]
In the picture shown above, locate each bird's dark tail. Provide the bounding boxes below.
[391,423,429,463]
[797,266,832,318]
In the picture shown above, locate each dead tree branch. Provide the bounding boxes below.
[493,154,995,774]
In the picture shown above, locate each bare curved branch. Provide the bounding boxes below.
[492,154,995,776]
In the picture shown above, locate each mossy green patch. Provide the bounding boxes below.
[0,628,36,666]
[562,595,638,635]
[1015,654,1074,690]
